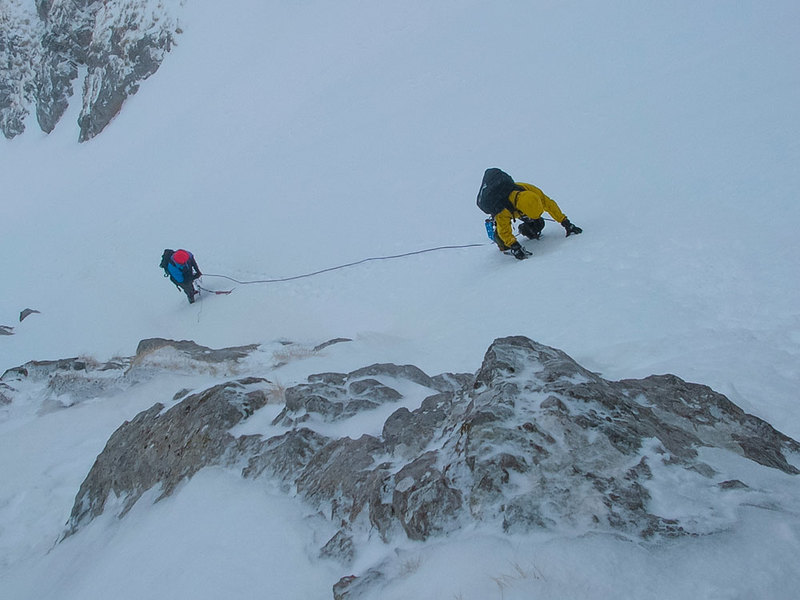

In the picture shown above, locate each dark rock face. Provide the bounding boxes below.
[273,368,407,426]
[272,363,468,429]
[49,336,799,598]
[382,392,454,457]
[34,0,88,134]
[241,428,330,484]
[76,1,180,141]
[63,377,270,537]
[0,1,40,138]
[134,338,259,364]
[616,374,799,473]
[1,0,183,141]
[19,308,41,322]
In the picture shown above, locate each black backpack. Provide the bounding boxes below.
[159,249,175,270]
[476,168,522,216]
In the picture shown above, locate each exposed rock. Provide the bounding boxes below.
[172,388,191,401]
[0,382,13,405]
[272,363,464,427]
[2,357,93,381]
[719,479,748,490]
[19,308,40,322]
[63,376,270,537]
[320,338,800,598]
[333,575,362,600]
[390,450,463,541]
[0,1,40,138]
[34,0,90,133]
[320,530,356,565]
[313,338,353,352]
[242,428,330,484]
[0,355,128,413]
[294,434,389,524]
[134,338,259,365]
[77,0,182,141]
[52,335,799,598]
[452,337,799,536]
[381,392,454,457]
[0,325,13,335]
[348,363,437,390]
[334,570,385,600]
[616,374,800,473]
[1,0,184,141]
[331,549,427,600]
[0,338,262,413]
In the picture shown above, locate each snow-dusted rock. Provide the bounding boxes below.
[1,0,183,141]
[133,337,259,365]
[241,427,330,484]
[0,338,261,412]
[77,0,182,141]
[272,363,469,428]
[329,336,800,597]
[273,367,414,426]
[1,355,130,412]
[43,335,799,598]
[382,392,455,458]
[0,1,40,138]
[63,376,270,538]
[0,382,13,405]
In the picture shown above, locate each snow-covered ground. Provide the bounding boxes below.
[1,1,799,598]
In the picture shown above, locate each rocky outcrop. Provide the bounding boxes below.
[1,0,183,141]
[63,376,270,537]
[76,0,182,141]
[35,336,799,598]
[133,338,259,365]
[0,338,263,413]
[19,308,40,322]
[1,355,131,412]
[325,337,800,597]
[0,382,13,405]
[0,1,40,138]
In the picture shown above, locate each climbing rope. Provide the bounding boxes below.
[196,284,232,295]
[200,242,489,289]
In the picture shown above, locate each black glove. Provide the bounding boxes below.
[193,272,202,280]
[518,217,545,240]
[509,242,532,260]
[561,218,583,237]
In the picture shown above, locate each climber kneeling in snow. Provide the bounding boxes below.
[160,248,202,303]
[477,168,582,260]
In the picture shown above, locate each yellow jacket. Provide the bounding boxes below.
[495,182,568,248]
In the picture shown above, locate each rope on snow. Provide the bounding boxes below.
[200,242,489,288]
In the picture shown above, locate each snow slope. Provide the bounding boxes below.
[1,1,799,598]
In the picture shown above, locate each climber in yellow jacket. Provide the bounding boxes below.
[494,182,582,259]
